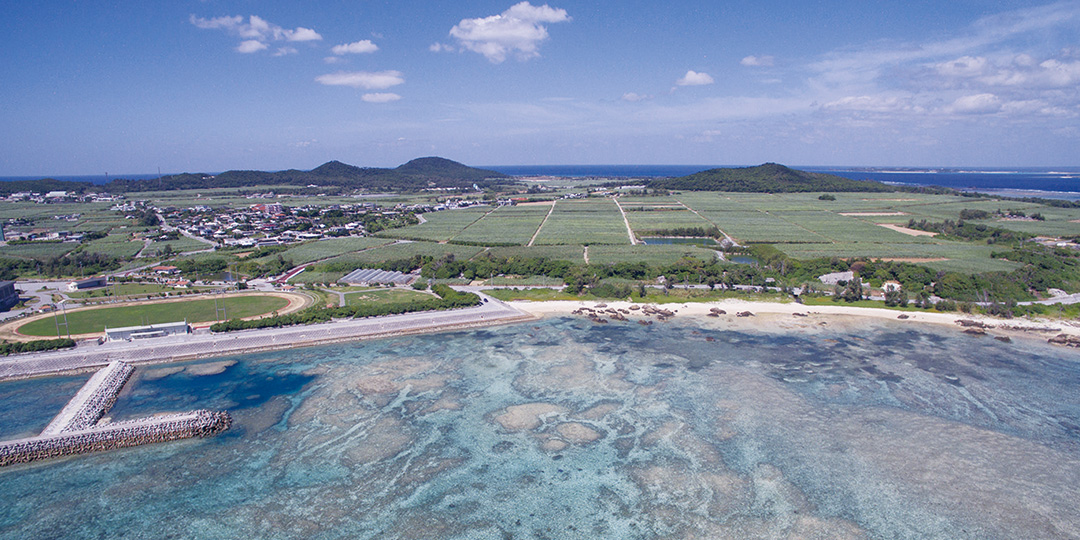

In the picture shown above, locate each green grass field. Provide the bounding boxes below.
[451,205,550,245]
[378,208,491,242]
[0,242,78,261]
[532,199,631,245]
[82,234,145,259]
[587,245,718,266]
[250,237,393,266]
[344,289,434,306]
[17,294,290,336]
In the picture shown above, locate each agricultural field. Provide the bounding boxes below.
[250,237,393,266]
[0,242,77,261]
[624,207,714,235]
[587,245,718,266]
[451,204,549,245]
[82,234,145,259]
[774,242,1021,273]
[701,210,829,244]
[773,211,931,243]
[487,245,586,263]
[16,294,290,336]
[378,207,490,242]
[147,236,210,255]
[295,241,488,283]
[531,199,631,245]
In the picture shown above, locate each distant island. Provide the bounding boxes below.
[648,163,892,193]
[0,157,511,195]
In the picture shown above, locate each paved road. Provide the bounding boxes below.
[0,293,532,381]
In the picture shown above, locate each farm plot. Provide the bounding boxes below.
[320,241,485,268]
[251,237,393,266]
[148,237,210,255]
[588,245,718,266]
[775,211,929,243]
[82,234,145,259]
[775,242,1021,273]
[531,199,631,245]
[675,193,755,212]
[697,210,828,244]
[379,208,491,242]
[452,205,549,245]
[487,245,586,263]
[891,199,1045,222]
[624,208,714,235]
[0,242,77,261]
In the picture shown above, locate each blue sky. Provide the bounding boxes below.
[2,1,1079,175]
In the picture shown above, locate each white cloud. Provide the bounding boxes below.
[935,55,989,77]
[285,27,322,42]
[236,40,268,54]
[324,56,346,64]
[191,14,321,54]
[823,95,920,114]
[430,42,456,53]
[190,15,242,31]
[948,93,1002,114]
[676,70,714,86]
[362,93,402,103]
[448,2,570,63]
[741,55,775,67]
[621,92,651,102]
[332,40,378,55]
[316,70,405,89]
[272,47,298,57]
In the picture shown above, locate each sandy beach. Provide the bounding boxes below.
[509,298,1080,338]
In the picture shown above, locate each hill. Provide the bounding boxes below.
[648,163,893,193]
[98,157,511,193]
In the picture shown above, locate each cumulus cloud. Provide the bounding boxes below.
[272,47,298,57]
[191,14,321,54]
[430,42,456,53]
[621,92,651,102]
[947,93,1002,114]
[676,70,714,86]
[236,40,268,54]
[362,93,402,103]
[315,70,405,89]
[448,2,570,63]
[332,40,378,55]
[740,55,775,67]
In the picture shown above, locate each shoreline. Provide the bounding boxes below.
[507,298,1080,338]
[2,297,1076,381]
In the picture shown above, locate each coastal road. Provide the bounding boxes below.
[0,293,532,381]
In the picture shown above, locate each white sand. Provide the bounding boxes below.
[508,299,1080,337]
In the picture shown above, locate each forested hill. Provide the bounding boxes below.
[100,157,511,193]
[648,163,893,192]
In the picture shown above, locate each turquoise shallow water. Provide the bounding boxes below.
[1,315,1078,539]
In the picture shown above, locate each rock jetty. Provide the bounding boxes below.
[0,360,231,467]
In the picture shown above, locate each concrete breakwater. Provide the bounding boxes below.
[41,360,134,435]
[0,410,232,467]
[0,360,231,467]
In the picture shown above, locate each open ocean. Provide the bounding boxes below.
[3,166,1080,199]
[0,315,1078,539]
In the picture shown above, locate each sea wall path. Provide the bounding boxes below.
[0,293,533,381]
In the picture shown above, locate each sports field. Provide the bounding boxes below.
[16,294,291,337]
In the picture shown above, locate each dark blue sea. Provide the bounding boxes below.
[486,165,1080,200]
[1,317,1078,539]
[4,166,1080,199]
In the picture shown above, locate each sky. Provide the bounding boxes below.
[2,0,1079,175]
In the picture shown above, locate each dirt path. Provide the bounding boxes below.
[612,198,638,245]
[527,201,557,247]
[0,292,312,342]
[675,198,738,246]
